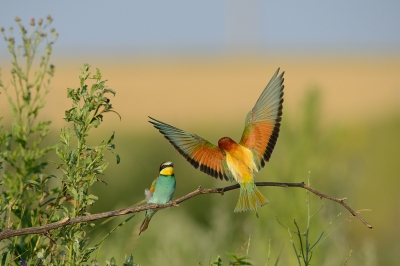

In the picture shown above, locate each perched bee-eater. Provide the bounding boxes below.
[149,68,284,217]
[139,161,176,235]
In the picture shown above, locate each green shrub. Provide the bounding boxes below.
[0,16,133,265]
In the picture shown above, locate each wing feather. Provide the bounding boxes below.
[239,68,284,170]
[149,117,231,181]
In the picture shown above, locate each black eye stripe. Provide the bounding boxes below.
[159,163,173,171]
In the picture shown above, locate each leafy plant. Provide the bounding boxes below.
[0,121,4,172]
[0,16,130,265]
[0,15,57,260]
[44,64,119,264]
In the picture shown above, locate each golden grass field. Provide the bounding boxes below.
[2,54,397,130]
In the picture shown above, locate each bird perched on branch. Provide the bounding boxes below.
[149,68,284,217]
[139,161,176,235]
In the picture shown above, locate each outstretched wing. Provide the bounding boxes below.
[239,68,284,170]
[149,117,231,181]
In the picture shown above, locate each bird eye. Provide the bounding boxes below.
[159,162,172,171]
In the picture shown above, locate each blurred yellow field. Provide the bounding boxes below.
[2,55,398,130]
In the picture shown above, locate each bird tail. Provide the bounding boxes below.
[234,183,269,217]
[138,210,155,235]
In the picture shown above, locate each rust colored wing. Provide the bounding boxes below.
[149,117,231,181]
[239,68,284,170]
[149,178,157,193]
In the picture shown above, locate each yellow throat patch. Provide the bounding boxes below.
[160,166,174,176]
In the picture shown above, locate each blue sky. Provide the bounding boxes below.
[1,1,399,57]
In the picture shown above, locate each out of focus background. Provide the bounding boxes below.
[1,1,399,265]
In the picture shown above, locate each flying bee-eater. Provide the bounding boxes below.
[139,161,176,235]
[149,68,284,217]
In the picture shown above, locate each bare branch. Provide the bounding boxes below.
[0,181,372,240]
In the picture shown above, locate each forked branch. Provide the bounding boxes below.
[0,181,372,240]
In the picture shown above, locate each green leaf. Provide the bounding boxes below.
[15,136,27,148]
[82,246,98,262]
[211,255,222,266]
[67,149,78,164]
[30,121,51,133]
[73,124,81,139]
[82,84,88,95]
[123,254,137,266]
[86,194,98,205]
[39,197,56,207]
[36,249,45,259]
[67,88,75,98]
[107,131,115,144]
[96,80,106,90]
[226,253,252,265]
[41,174,57,184]
[30,162,48,174]
[25,179,41,189]
[107,257,117,266]
[104,88,116,96]
[115,153,120,164]
[60,128,71,146]
[96,178,108,186]
[64,107,76,121]
[93,68,102,81]
[56,148,65,161]
[90,117,101,128]
[82,173,95,181]
[73,238,80,253]
[70,187,78,199]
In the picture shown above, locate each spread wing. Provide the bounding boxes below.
[149,117,232,181]
[239,68,284,170]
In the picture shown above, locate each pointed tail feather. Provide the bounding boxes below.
[138,210,156,235]
[234,183,269,216]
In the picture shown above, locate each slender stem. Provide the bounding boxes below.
[0,181,373,241]
[288,228,302,266]
[305,176,311,265]
[293,220,305,264]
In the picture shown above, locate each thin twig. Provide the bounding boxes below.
[0,181,372,241]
